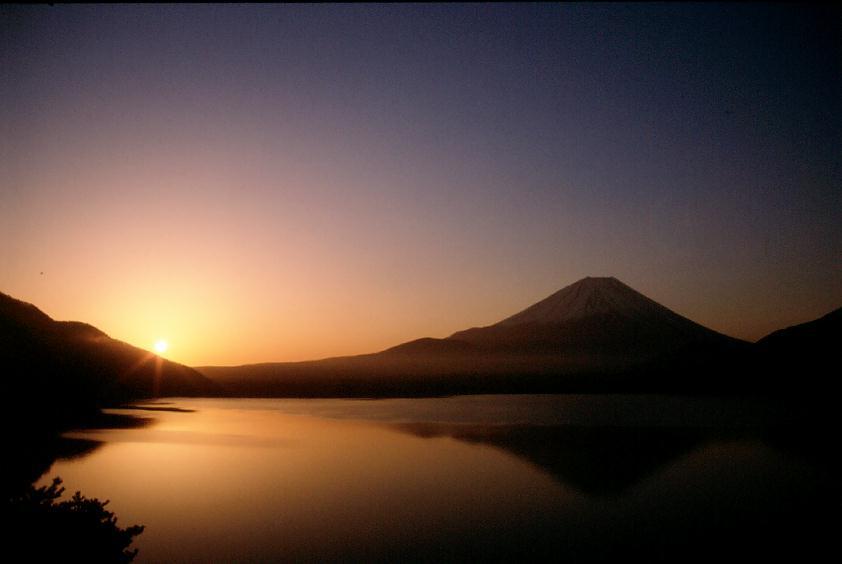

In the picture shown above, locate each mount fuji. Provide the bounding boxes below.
[442,276,733,357]
[201,277,749,396]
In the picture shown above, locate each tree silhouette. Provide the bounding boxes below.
[7,477,144,562]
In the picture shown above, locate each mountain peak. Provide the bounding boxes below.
[494,276,671,327]
[446,277,739,358]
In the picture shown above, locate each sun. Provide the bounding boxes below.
[154,339,169,355]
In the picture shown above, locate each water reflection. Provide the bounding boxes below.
[391,423,702,495]
[28,396,840,562]
[9,412,151,497]
[8,412,153,562]
[8,436,102,498]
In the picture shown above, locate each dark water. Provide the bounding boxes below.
[35,395,839,562]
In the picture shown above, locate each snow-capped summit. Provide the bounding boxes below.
[495,276,688,327]
[448,276,735,354]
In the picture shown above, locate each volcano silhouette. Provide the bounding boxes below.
[200,277,748,396]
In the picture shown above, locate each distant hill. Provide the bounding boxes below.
[199,277,750,396]
[0,291,215,429]
[755,307,840,353]
[752,307,841,391]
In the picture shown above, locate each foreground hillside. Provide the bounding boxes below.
[1,291,215,430]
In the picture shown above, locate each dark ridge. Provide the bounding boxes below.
[752,307,841,392]
[381,337,478,355]
[0,290,216,432]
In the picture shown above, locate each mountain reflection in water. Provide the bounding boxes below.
[22,395,839,562]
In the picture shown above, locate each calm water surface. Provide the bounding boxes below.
[37,395,838,562]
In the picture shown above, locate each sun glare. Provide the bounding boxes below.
[154,339,169,355]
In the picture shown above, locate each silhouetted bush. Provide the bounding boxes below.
[7,477,144,562]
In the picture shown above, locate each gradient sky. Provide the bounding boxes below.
[2,4,840,366]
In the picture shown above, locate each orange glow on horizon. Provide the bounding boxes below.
[3,4,841,370]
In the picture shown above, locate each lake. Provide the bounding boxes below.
[36,395,838,562]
